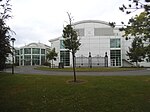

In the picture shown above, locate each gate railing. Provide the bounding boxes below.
[75,55,108,68]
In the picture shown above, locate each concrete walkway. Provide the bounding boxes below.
[4,66,150,76]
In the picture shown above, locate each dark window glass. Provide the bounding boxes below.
[32,48,40,54]
[110,50,121,66]
[32,55,40,65]
[110,38,121,48]
[24,48,31,54]
[24,55,31,65]
[41,56,45,65]
[41,49,45,54]
[60,50,70,66]
[20,49,23,54]
[60,40,65,49]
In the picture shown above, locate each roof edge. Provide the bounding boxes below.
[20,42,50,48]
[49,37,60,42]
[73,20,109,26]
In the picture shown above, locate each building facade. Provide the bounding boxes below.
[49,20,150,67]
[15,42,50,66]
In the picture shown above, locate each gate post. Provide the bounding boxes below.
[88,52,92,68]
[105,52,108,67]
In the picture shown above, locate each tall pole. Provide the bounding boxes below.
[11,38,16,74]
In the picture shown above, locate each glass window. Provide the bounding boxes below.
[41,49,45,54]
[94,28,114,36]
[110,38,121,48]
[24,48,31,54]
[32,55,40,65]
[24,55,31,65]
[41,55,46,65]
[21,56,23,65]
[32,48,40,54]
[60,40,65,49]
[110,50,121,66]
[60,50,70,66]
[21,60,23,65]
[20,49,23,54]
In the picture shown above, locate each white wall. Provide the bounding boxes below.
[74,22,115,67]
[50,39,60,66]
[49,20,150,67]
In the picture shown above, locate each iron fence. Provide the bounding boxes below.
[75,55,108,68]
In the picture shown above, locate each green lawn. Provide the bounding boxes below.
[0,72,150,112]
[35,66,143,72]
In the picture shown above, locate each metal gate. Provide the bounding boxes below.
[75,55,107,67]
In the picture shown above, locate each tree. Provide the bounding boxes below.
[110,0,150,34]
[118,0,150,40]
[119,0,150,14]
[0,0,12,71]
[62,13,81,82]
[145,44,150,61]
[110,0,150,64]
[120,12,150,41]
[118,1,150,61]
[46,48,57,68]
[127,37,145,66]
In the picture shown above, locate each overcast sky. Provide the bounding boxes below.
[7,0,142,47]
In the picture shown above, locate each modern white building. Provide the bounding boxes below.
[49,20,150,67]
[15,42,50,66]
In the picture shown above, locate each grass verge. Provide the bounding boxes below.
[35,66,143,72]
[0,72,150,112]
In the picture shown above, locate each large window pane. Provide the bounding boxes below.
[41,55,46,65]
[110,38,121,48]
[21,56,23,65]
[60,51,70,66]
[24,48,31,54]
[32,55,40,65]
[110,50,121,66]
[41,49,45,54]
[94,28,114,36]
[24,55,31,65]
[21,60,23,65]
[32,48,40,54]
[20,49,23,54]
[60,40,65,49]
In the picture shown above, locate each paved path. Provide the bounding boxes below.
[4,66,150,76]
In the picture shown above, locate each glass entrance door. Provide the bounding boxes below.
[111,59,116,66]
[110,50,121,67]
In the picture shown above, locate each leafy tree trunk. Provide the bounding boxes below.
[72,53,76,82]
[62,13,81,82]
